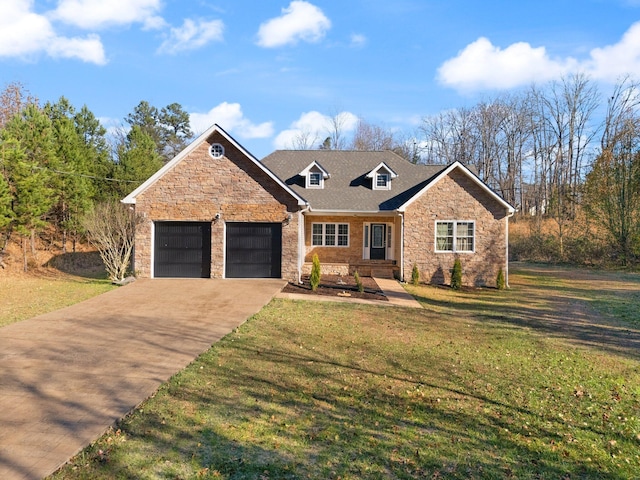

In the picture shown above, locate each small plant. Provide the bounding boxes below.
[354,270,364,292]
[411,264,420,286]
[310,254,321,291]
[451,258,462,290]
[496,267,506,290]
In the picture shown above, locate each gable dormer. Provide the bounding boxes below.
[366,162,397,190]
[299,161,330,189]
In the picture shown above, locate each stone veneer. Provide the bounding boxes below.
[403,169,509,287]
[132,131,301,281]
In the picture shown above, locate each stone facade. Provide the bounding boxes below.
[131,131,301,281]
[403,169,509,287]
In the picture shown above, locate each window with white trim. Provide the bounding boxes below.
[376,173,390,189]
[312,223,349,247]
[308,171,322,188]
[209,143,224,158]
[435,221,475,252]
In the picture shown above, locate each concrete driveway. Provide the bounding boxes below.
[0,278,285,480]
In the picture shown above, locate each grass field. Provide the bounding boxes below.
[39,264,640,479]
[0,273,115,327]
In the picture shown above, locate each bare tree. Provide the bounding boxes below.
[0,82,38,129]
[585,77,640,265]
[83,200,144,282]
[351,119,396,150]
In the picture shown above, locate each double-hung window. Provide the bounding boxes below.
[376,173,389,189]
[308,171,322,187]
[435,221,475,253]
[312,223,349,247]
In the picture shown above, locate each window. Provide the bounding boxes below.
[376,173,389,189]
[435,221,475,253]
[209,143,224,158]
[308,171,322,187]
[312,223,349,247]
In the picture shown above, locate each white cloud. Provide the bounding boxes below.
[274,110,358,149]
[47,34,106,64]
[350,33,367,48]
[0,0,106,64]
[257,1,331,48]
[437,37,576,92]
[51,0,165,30]
[190,103,274,139]
[158,18,224,54]
[438,21,640,92]
[587,21,640,82]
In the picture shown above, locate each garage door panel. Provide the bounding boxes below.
[225,223,281,278]
[154,222,211,278]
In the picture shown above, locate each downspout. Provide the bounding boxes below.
[398,211,405,282]
[297,204,310,283]
[505,210,515,288]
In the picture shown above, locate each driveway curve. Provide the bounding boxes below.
[0,278,285,480]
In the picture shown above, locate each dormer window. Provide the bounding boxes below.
[376,173,390,189]
[309,171,322,187]
[367,162,397,190]
[299,161,330,189]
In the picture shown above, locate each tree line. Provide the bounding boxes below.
[0,82,193,270]
[418,74,640,267]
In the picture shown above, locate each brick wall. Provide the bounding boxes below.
[403,169,509,287]
[303,214,399,262]
[132,131,300,281]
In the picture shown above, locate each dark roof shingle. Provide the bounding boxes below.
[261,150,446,211]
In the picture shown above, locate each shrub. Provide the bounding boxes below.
[411,264,420,286]
[310,254,321,291]
[496,267,505,290]
[354,270,364,292]
[451,258,462,290]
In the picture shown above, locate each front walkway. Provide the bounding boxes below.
[0,278,285,480]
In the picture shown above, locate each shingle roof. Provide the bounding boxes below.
[261,150,447,212]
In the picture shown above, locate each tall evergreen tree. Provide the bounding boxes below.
[1,137,54,270]
[45,97,95,251]
[126,100,192,162]
[74,104,113,199]
[0,171,14,253]
[115,125,163,197]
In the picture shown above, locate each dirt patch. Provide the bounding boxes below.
[282,275,388,301]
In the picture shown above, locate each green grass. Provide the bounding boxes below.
[50,265,640,479]
[0,274,116,327]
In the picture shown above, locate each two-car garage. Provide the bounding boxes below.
[153,222,282,279]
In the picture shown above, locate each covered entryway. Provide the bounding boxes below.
[154,222,211,278]
[225,222,282,278]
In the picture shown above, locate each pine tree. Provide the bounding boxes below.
[115,125,164,197]
[3,105,57,267]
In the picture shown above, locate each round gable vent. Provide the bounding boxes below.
[209,143,224,158]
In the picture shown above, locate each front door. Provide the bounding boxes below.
[370,223,386,260]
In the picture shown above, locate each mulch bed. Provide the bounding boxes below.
[282,274,388,301]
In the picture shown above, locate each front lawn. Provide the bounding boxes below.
[0,274,115,327]
[51,265,640,479]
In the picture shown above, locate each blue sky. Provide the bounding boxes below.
[2,0,640,158]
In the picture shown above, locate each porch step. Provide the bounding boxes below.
[370,267,395,279]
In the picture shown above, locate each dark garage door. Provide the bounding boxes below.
[154,222,211,278]
[225,223,282,278]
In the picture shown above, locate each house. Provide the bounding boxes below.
[123,124,515,287]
